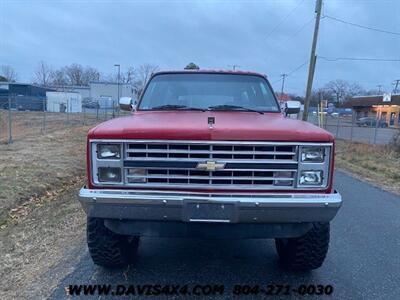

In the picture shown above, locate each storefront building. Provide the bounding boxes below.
[346,94,400,128]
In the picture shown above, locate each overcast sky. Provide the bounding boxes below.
[1,0,399,94]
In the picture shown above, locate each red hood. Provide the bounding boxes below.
[88,111,333,142]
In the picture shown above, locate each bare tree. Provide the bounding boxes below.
[364,89,381,95]
[133,64,159,96]
[310,88,334,106]
[125,67,136,83]
[33,61,53,86]
[64,64,101,86]
[324,80,366,105]
[106,66,136,84]
[0,65,18,82]
[50,68,68,86]
[65,63,85,85]
[82,67,101,84]
[348,82,364,97]
[324,79,354,103]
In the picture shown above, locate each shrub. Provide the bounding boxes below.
[389,129,400,154]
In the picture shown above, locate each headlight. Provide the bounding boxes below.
[299,171,322,185]
[300,147,325,162]
[97,144,121,159]
[98,167,121,182]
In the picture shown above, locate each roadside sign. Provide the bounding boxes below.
[383,93,391,102]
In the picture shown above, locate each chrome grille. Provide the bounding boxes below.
[126,142,297,161]
[123,140,299,190]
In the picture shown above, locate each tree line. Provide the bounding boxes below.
[0,62,159,96]
[0,63,385,105]
[283,79,385,107]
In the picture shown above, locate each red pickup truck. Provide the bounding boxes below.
[79,70,342,270]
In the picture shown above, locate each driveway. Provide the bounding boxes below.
[48,171,400,299]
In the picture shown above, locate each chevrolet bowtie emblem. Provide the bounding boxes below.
[196,161,225,171]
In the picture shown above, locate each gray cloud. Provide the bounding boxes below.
[1,0,399,94]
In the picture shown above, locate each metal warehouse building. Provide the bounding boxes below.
[89,81,134,108]
[0,82,54,110]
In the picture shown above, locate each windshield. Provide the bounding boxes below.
[138,73,280,112]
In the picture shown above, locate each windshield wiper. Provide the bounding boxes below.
[150,104,206,111]
[208,104,264,114]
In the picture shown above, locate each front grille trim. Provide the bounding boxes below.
[90,139,333,191]
[125,142,298,162]
[120,140,305,189]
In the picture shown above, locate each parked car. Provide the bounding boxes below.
[356,117,388,128]
[82,100,100,109]
[79,70,342,271]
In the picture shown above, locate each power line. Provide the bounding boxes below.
[270,60,309,85]
[265,0,306,40]
[280,16,315,45]
[270,78,282,84]
[287,60,309,76]
[323,14,400,36]
[319,56,400,62]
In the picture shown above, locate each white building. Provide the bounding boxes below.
[46,91,82,113]
[53,85,90,100]
[89,81,134,108]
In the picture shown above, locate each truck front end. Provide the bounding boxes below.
[79,71,342,270]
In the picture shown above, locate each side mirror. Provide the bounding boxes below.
[285,100,301,115]
[119,97,136,111]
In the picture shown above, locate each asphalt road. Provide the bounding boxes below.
[49,171,400,299]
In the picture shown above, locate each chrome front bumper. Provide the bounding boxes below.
[79,187,342,224]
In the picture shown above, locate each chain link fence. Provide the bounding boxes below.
[1,95,398,145]
[0,94,127,144]
[307,111,400,145]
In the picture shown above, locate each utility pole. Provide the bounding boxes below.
[280,74,287,96]
[393,79,400,94]
[376,85,382,94]
[302,0,323,121]
[114,64,120,117]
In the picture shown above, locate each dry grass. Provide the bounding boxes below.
[336,139,400,195]
[0,125,91,224]
[0,124,93,299]
[0,182,86,300]
[0,109,100,143]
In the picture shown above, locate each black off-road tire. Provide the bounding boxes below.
[275,223,330,271]
[87,217,139,268]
